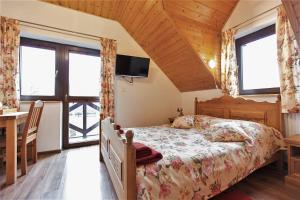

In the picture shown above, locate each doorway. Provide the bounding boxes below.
[62,46,101,148]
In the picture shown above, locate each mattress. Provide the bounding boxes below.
[129,115,285,200]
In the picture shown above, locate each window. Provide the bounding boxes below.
[20,38,60,100]
[19,38,100,101]
[21,46,56,96]
[63,47,101,146]
[69,52,101,97]
[236,24,280,95]
[20,38,102,147]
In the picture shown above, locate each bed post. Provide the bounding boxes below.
[124,130,137,200]
[99,113,104,162]
[194,97,198,115]
[276,94,284,135]
[276,94,284,174]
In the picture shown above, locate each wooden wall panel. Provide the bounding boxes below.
[282,0,300,49]
[42,0,238,91]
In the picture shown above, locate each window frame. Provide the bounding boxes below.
[19,37,100,101]
[64,45,100,102]
[235,24,280,95]
[20,38,62,101]
[62,46,100,148]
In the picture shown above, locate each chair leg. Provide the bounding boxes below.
[32,140,37,163]
[21,144,28,175]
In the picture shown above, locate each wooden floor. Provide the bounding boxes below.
[0,146,299,200]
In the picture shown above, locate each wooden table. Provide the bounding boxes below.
[0,112,28,185]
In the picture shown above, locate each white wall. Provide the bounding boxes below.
[1,0,181,151]
[224,0,281,32]
[20,102,62,152]
[181,89,223,115]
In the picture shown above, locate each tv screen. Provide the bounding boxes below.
[115,54,150,77]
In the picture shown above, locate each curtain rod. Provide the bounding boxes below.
[19,20,116,42]
[230,4,281,30]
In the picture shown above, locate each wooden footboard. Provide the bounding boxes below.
[100,115,136,200]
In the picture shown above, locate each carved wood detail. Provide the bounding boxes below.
[195,95,283,134]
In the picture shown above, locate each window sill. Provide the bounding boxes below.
[239,94,279,98]
[20,101,62,104]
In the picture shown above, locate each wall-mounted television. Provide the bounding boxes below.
[115,54,150,77]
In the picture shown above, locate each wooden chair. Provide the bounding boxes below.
[0,100,44,175]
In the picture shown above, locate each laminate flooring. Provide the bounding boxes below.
[0,146,298,200]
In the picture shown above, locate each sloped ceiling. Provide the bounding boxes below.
[42,0,238,92]
[282,0,300,48]
[163,0,238,85]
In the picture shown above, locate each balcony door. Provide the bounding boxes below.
[63,47,101,148]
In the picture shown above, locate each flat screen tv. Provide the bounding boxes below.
[115,54,150,77]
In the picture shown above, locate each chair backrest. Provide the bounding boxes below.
[22,100,44,142]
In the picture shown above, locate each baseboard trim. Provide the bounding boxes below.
[38,149,61,155]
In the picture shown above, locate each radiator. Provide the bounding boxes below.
[284,113,300,136]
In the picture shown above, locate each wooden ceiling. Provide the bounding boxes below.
[42,0,238,91]
[282,0,300,48]
[163,0,237,85]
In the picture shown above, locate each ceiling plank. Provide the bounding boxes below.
[194,0,238,16]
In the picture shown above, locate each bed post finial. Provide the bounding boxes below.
[100,113,104,120]
[125,130,134,145]
[194,97,198,115]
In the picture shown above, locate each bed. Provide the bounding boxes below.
[99,95,285,200]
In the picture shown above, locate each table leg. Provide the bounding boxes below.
[6,119,17,185]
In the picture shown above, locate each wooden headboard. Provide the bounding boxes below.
[194,95,283,134]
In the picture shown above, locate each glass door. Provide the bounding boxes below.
[63,47,101,148]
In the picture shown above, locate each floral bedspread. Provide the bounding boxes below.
[130,115,285,200]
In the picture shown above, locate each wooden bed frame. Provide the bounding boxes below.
[99,95,284,200]
[194,95,283,133]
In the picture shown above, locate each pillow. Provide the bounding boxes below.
[171,115,194,129]
[194,115,210,130]
[204,122,252,142]
[194,115,221,130]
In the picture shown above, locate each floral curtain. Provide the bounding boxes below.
[100,38,117,119]
[221,29,239,96]
[277,6,300,113]
[0,16,20,109]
